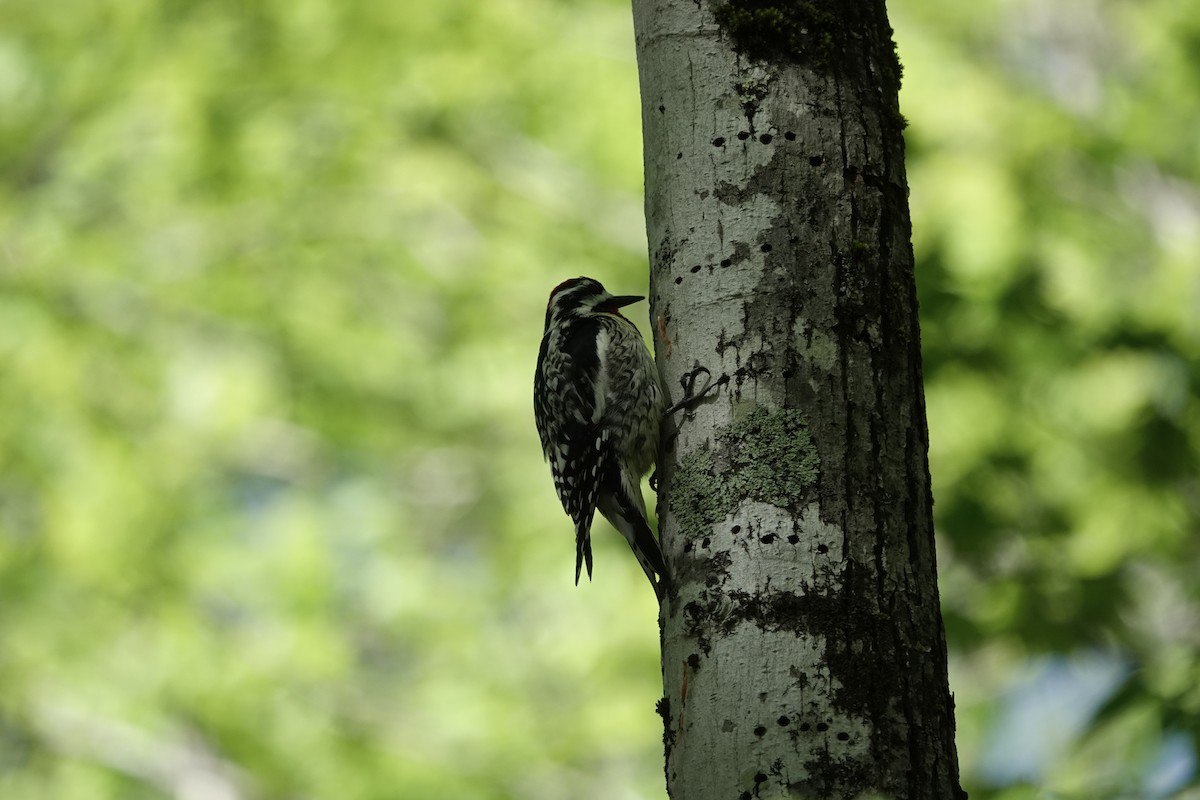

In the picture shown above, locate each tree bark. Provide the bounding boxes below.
[632,1,965,798]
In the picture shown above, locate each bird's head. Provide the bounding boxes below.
[544,276,644,330]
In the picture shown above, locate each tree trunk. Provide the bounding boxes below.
[632,1,965,798]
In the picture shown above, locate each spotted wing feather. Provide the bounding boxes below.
[534,317,607,582]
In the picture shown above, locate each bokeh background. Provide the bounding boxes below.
[0,0,1197,797]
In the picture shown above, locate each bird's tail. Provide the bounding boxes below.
[574,514,594,585]
[597,483,668,601]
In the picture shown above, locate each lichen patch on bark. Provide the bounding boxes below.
[727,405,820,508]
[671,405,819,541]
[712,1,839,67]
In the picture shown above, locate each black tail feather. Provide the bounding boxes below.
[615,487,667,577]
[574,521,594,585]
[596,483,669,602]
[628,510,668,602]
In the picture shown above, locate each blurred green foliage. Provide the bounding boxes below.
[0,0,1195,798]
[903,1,1200,795]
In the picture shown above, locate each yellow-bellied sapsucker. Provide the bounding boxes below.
[534,277,668,600]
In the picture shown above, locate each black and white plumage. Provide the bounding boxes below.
[534,276,668,600]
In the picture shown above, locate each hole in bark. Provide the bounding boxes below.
[837,732,850,741]
[777,715,790,726]
[701,537,710,549]
[816,722,829,732]
[737,131,750,140]
[690,265,701,273]
[731,525,741,534]
[799,723,811,731]
[720,258,732,267]
[658,104,665,113]
[760,534,775,544]
[809,154,824,166]
[683,541,693,553]
[759,133,773,144]
[674,277,683,285]
[784,131,796,141]
[676,152,683,159]
[754,725,767,737]
[712,136,726,147]
[754,773,767,785]
[787,534,799,544]
[740,794,752,800]
[816,543,828,554]
[760,243,772,252]
[687,653,700,668]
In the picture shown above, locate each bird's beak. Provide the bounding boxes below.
[607,295,644,309]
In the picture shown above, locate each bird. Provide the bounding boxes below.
[533,276,668,600]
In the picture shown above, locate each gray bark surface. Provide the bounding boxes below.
[632,1,965,798]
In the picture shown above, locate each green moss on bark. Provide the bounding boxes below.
[671,405,819,539]
[712,0,838,65]
[728,405,820,508]
[674,447,739,540]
